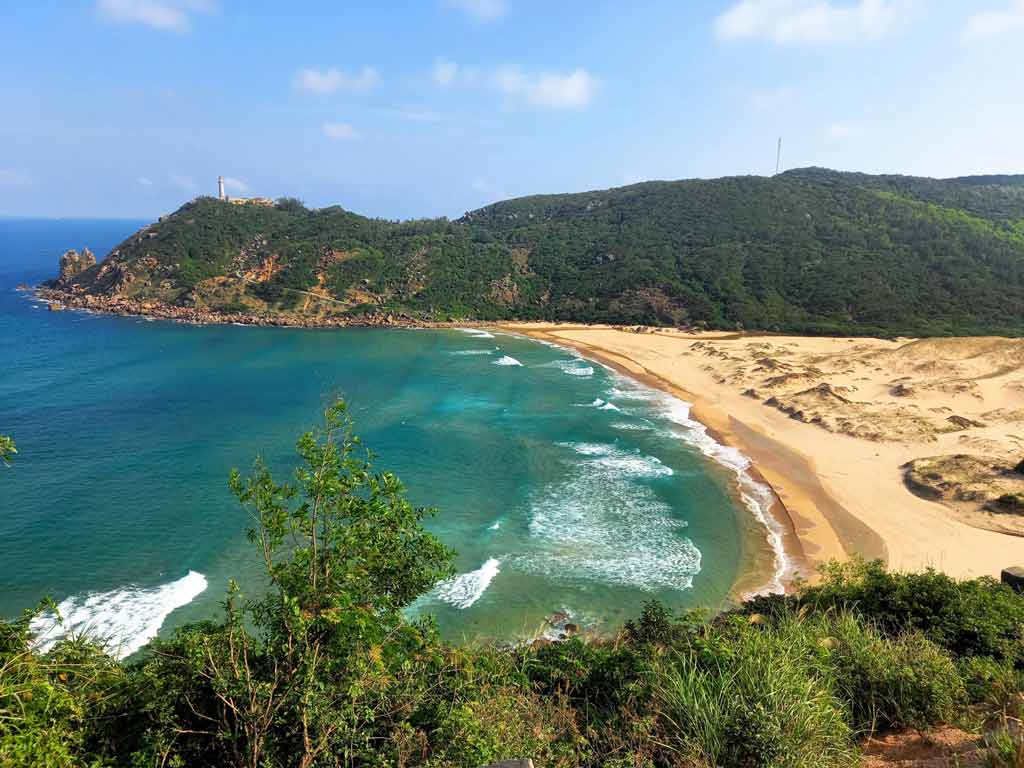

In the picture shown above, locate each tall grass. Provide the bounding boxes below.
[652,615,858,768]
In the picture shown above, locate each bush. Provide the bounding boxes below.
[653,616,857,768]
[799,558,1024,665]
[424,686,581,768]
[827,615,965,732]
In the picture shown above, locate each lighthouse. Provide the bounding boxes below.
[218,176,226,201]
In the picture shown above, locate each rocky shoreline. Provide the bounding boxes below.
[32,287,449,329]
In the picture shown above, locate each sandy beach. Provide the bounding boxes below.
[502,323,1024,583]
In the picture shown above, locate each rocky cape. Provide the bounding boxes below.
[34,286,439,329]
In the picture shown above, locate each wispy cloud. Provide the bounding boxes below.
[95,0,216,33]
[322,122,362,141]
[442,0,506,22]
[434,59,599,110]
[494,67,599,110]
[374,107,446,123]
[293,67,380,95]
[137,177,154,187]
[964,0,1024,41]
[0,169,32,188]
[170,174,196,191]
[714,0,917,45]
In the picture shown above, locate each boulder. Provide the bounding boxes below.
[58,248,96,283]
[1001,566,1024,593]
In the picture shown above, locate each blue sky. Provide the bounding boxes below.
[1,0,1022,219]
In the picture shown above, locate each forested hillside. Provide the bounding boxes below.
[49,168,1024,336]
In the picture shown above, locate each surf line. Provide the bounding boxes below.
[496,328,798,596]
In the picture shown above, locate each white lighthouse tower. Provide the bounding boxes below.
[218,175,226,201]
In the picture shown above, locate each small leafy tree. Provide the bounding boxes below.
[145,399,454,767]
[0,435,15,467]
[275,197,308,213]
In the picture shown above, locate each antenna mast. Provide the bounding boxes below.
[775,137,782,175]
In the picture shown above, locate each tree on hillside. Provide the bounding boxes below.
[141,399,454,767]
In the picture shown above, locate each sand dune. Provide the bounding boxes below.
[503,324,1024,583]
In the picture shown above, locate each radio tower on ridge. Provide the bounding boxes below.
[218,175,226,201]
[775,137,783,175]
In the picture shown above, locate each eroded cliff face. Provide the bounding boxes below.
[57,248,97,284]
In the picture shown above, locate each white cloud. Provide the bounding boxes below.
[442,0,506,21]
[432,58,598,110]
[137,177,154,187]
[0,169,31,188]
[964,0,1024,40]
[714,0,917,45]
[170,174,196,191]
[293,67,380,95]
[322,122,362,141]
[96,0,215,33]
[493,67,598,110]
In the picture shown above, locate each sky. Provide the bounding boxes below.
[1,0,1023,219]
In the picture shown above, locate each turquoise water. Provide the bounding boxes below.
[0,219,779,654]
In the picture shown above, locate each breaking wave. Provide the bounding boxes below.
[29,571,208,659]
[655,392,788,594]
[457,328,495,339]
[435,558,501,609]
[517,441,697,591]
[560,442,674,478]
[493,355,522,367]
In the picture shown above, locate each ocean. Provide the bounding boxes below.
[0,218,781,657]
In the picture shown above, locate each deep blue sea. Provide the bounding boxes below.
[0,219,781,656]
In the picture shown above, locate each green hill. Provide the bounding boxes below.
[50,168,1024,336]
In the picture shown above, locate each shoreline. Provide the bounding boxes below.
[499,324,811,597]
[499,323,1024,586]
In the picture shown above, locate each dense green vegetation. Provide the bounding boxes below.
[0,435,14,466]
[58,168,1024,336]
[2,404,1023,767]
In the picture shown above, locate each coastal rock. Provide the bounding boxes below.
[1002,566,1024,593]
[16,283,31,291]
[58,248,96,284]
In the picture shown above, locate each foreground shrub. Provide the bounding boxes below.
[799,559,1024,665]
[827,615,965,732]
[653,616,858,768]
[424,685,582,768]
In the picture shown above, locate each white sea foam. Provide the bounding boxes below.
[598,402,619,411]
[435,558,501,609]
[560,442,673,478]
[543,359,594,377]
[493,355,522,367]
[449,349,494,356]
[30,571,208,659]
[610,421,654,431]
[489,521,501,530]
[457,328,495,339]
[515,435,697,591]
[654,391,788,594]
